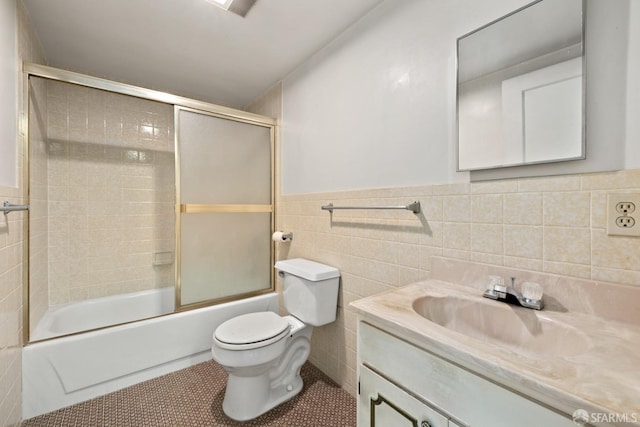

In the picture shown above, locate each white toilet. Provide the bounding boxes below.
[211,258,341,421]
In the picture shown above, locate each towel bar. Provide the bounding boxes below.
[1,201,29,215]
[321,201,420,214]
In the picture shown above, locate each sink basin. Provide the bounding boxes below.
[412,295,590,357]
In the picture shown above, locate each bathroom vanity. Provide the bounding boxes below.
[357,323,573,427]
[351,258,640,427]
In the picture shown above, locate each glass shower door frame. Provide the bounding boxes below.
[174,106,276,311]
[22,62,277,343]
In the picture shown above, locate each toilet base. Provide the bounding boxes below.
[220,324,312,421]
[223,369,304,421]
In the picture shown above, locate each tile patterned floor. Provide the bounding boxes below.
[21,361,356,426]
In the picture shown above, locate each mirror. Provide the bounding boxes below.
[457,0,584,171]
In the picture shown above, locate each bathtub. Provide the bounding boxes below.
[31,287,176,341]
[22,289,279,419]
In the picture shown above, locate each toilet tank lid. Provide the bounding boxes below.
[275,258,340,281]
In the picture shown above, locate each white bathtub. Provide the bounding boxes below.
[31,287,176,341]
[22,289,279,419]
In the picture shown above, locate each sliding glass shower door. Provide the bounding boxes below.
[24,63,276,342]
[176,107,274,308]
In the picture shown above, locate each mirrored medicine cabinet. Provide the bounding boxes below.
[457,0,585,172]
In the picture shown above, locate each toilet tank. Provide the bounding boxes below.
[275,258,340,327]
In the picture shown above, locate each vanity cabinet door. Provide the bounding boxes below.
[358,321,577,427]
[359,365,449,427]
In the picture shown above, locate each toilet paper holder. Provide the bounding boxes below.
[272,231,293,242]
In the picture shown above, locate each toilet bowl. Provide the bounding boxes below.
[211,258,340,421]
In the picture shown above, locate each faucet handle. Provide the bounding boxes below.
[522,281,543,301]
[487,275,503,288]
[486,275,506,292]
[484,275,507,299]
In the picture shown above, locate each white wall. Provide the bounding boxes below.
[281,0,639,194]
[281,0,530,195]
[626,0,640,170]
[0,0,17,187]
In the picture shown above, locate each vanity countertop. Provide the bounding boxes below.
[351,278,640,427]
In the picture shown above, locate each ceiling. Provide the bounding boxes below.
[23,0,384,109]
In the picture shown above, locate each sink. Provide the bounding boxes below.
[412,295,590,357]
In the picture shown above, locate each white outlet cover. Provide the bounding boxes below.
[607,193,640,237]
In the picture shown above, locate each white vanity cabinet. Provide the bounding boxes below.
[357,321,576,427]
[359,365,450,427]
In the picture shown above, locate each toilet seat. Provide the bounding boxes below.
[214,312,290,351]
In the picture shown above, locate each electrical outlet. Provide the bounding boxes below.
[616,202,636,214]
[607,193,640,237]
[616,216,636,228]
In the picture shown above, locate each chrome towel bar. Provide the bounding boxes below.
[1,201,29,215]
[321,201,421,214]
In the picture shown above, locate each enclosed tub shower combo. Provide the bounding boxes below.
[20,63,279,418]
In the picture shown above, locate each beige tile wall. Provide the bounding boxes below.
[0,186,24,426]
[279,169,640,396]
[40,80,176,306]
[0,185,24,427]
[0,2,45,425]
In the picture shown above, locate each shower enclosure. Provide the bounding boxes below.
[24,63,276,342]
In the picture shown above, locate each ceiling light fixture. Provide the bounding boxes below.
[206,0,257,17]
[207,0,233,11]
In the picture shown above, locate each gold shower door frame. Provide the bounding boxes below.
[22,63,277,343]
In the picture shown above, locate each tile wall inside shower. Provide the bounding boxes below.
[33,78,176,312]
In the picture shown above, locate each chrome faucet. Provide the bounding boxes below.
[483,276,544,310]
